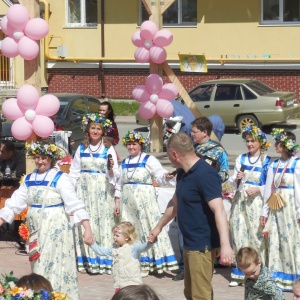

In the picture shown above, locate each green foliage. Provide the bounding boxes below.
[110,101,140,116]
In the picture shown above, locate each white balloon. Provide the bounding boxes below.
[13,30,24,40]
[150,94,159,103]
[144,39,153,49]
[25,109,36,121]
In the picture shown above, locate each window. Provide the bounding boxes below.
[141,0,197,25]
[189,85,213,102]
[214,85,243,101]
[66,0,97,27]
[242,87,257,100]
[261,0,300,24]
[87,97,100,113]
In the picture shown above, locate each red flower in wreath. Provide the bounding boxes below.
[18,223,29,242]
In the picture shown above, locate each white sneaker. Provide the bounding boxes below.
[141,270,149,278]
[229,281,239,287]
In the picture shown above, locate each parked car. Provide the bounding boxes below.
[1,93,101,152]
[136,79,300,131]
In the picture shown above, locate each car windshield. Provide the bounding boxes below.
[244,80,275,96]
[57,101,68,118]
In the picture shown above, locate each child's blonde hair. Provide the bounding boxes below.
[236,247,260,269]
[293,278,300,289]
[112,222,137,245]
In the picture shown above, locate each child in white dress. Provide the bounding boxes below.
[91,222,153,293]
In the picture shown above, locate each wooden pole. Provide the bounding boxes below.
[142,0,165,152]
[19,0,41,173]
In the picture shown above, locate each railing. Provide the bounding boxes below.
[0,54,14,90]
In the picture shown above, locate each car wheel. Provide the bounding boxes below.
[237,115,259,131]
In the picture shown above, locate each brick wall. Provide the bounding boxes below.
[47,68,300,100]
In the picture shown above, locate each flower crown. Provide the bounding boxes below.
[25,141,62,160]
[0,272,69,300]
[122,131,147,149]
[271,128,300,153]
[81,113,112,132]
[242,125,271,150]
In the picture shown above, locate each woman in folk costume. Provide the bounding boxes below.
[69,113,119,274]
[229,126,272,286]
[0,139,93,300]
[114,131,178,277]
[261,128,300,291]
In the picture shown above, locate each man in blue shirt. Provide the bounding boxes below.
[149,133,233,300]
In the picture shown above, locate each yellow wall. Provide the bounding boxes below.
[1,0,300,66]
[44,0,300,61]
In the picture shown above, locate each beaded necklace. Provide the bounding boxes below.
[126,153,142,181]
[248,152,261,165]
[34,168,51,185]
[88,141,102,154]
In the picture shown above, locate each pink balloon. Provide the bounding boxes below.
[145,74,163,94]
[134,47,150,63]
[2,98,24,120]
[138,101,156,120]
[32,116,54,137]
[159,83,178,100]
[25,18,49,40]
[11,117,33,140]
[18,36,39,60]
[150,46,167,64]
[0,16,15,36]
[0,37,19,58]
[17,84,40,110]
[153,29,173,47]
[156,99,174,118]
[7,4,29,30]
[131,31,143,47]
[35,94,60,116]
[140,21,158,40]
[132,85,150,103]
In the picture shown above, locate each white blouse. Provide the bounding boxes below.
[114,152,175,198]
[0,168,90,224]
[68,141,119,186]
[261,156,300,219]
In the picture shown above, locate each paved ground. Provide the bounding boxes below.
[0,237,293,300]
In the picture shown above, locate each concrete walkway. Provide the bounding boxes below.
[0,232,293,299]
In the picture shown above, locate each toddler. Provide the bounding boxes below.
[236,247,285,300]
[91,221,153,292]
[293,279,300,300]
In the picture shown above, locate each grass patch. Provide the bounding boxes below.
[110,101,140,116]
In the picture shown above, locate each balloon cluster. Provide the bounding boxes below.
[2,85,60,140]
[131,21,177,119]
[0,4,49,60]
[132,74,177,119]
[132,20,173,64]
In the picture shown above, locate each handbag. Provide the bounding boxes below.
[267,160,290,211]
[28,230,40,262]
[27,181,52,262]
[196,144,223,172]
[267,191,286,211]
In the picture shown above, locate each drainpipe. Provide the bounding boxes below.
[100,0,105,98]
